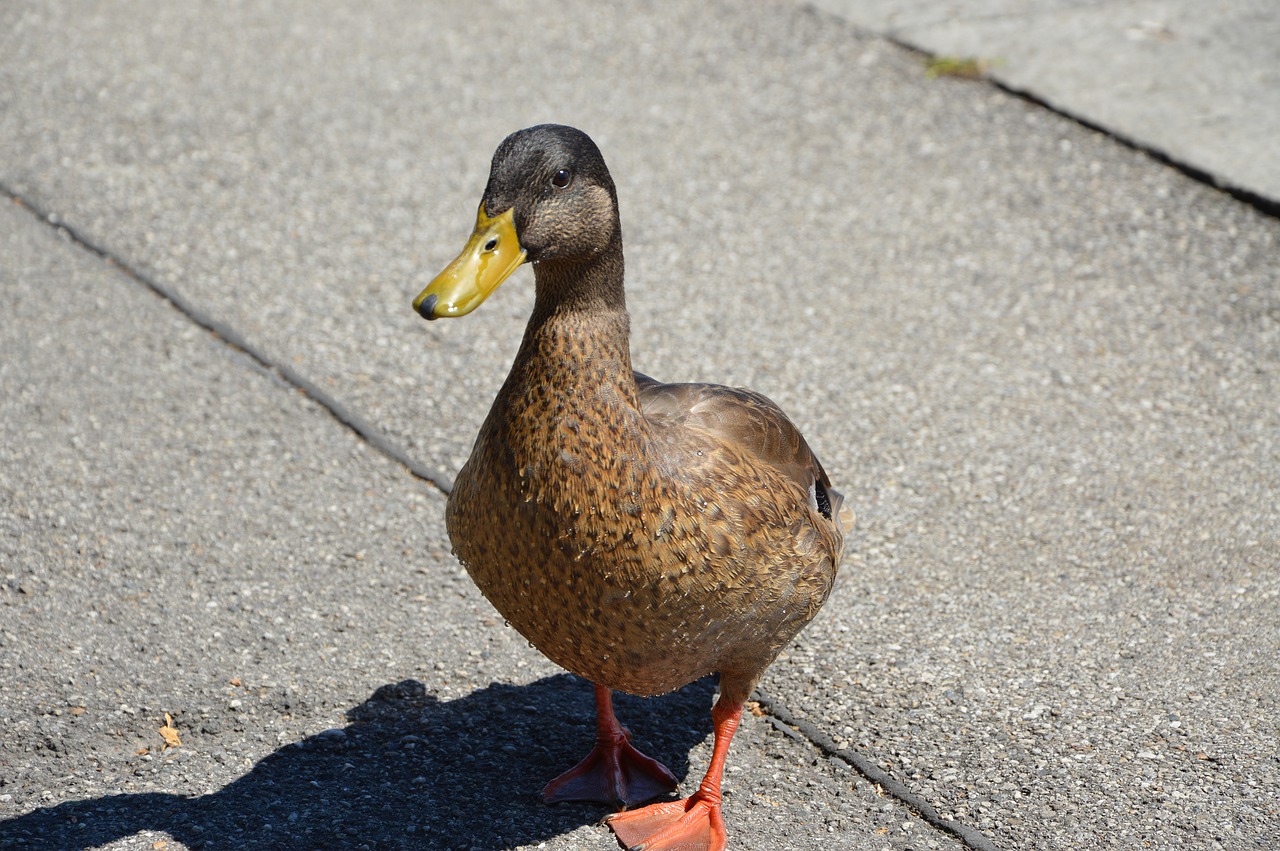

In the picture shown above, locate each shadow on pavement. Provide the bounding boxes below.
[0,674,717,850]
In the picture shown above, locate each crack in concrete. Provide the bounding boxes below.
[755,688,1002,851]
[857,30,1280,218]
[2,187,456,497]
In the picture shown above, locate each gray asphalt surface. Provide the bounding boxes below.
[2,2,1277,850]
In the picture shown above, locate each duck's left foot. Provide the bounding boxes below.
[606,792,727,851]
[609,690,744,850]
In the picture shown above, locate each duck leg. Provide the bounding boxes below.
[542,683,678,807]
[606,694,742,851]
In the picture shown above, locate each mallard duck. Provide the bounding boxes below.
[413,124,850,851]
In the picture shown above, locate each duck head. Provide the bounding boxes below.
[413,124,620,320]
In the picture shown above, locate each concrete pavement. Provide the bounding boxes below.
[813,0,1280,206]
[0,195,943,850]
[2,1,1277,849]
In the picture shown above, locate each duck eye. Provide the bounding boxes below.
[550,168,572,189]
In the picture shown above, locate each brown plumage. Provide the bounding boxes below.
[413,124,851,851]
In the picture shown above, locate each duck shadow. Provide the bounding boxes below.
[0,674,717,850]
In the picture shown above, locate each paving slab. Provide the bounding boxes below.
[0,199,957,850]
[2,1,1279,849]
[811,0,1280,203]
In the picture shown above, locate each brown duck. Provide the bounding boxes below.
[413,124,851,851]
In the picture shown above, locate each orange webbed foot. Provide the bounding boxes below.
[542,734,678,807]
[607,695,744,851]
[543,684,678,807]
[606,792,727,851]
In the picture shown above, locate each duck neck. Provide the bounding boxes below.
[483,241,647,519]
[522,240,632,368]
[529,239,628,327]
[505,240,637,412]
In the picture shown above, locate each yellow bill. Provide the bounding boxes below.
[413,206,526,320]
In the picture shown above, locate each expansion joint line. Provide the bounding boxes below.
[3,187,454,497]
[874,35,1280,219]
[752,688,1001,851]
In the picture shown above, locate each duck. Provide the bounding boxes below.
[412,124,851,851]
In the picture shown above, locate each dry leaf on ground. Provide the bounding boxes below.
[159,712,182,749]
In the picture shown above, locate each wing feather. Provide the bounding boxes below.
[635,371,849,529]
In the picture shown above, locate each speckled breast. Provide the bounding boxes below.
[444,447,716,696]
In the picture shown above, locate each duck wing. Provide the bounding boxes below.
[634,372,851,533]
